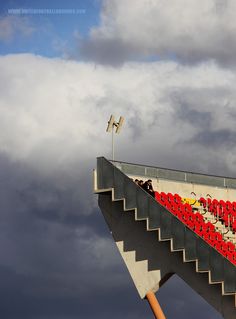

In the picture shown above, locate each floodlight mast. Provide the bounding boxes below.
[112,124,115,161]
[106,115,124,161]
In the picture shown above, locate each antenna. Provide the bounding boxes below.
[115,116,124,133]
[106,115,115,133]
[106,115,124,161]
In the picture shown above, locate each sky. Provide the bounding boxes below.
[0,0,235,318]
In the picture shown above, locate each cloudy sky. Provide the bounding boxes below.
[0,0,236,318]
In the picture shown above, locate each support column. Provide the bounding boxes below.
[146,291,166,319]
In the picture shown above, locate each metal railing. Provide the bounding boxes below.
[111,160,236,189]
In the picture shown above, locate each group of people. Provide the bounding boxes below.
[134,178,155,197]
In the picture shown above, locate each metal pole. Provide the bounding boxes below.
[112,124,114,161]
[146,291,166,319]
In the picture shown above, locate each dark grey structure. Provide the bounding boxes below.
[94,157,236,319]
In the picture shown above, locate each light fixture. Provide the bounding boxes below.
[106,115,124,161]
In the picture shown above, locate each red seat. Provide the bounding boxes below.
[155,192,236,265]
[199,197,207,208]
[174,193,182,204]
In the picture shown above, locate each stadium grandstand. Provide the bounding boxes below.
[94,157,236,319]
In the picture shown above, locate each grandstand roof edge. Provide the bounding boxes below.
[104,158,236,181]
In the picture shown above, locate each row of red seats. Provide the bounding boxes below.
[154,191,236,266]
[199,197,236,232]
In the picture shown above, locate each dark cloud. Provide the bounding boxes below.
[166,87,236,156]
[78,35,236,67]
[157,275,223,319]
[79,37,139,66]
[191,129,236,148]
[171,33,236,67]
[175,103,212,130]
[76,0,236,67]
[0,153,130,317]
[0,152,226,318]
[0,264,149,319]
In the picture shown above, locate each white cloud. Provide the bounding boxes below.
[81,0,236,65]
[0,54,236,178]
[0,16,34,42]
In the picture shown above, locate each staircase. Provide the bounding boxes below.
[94,157,236,319]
